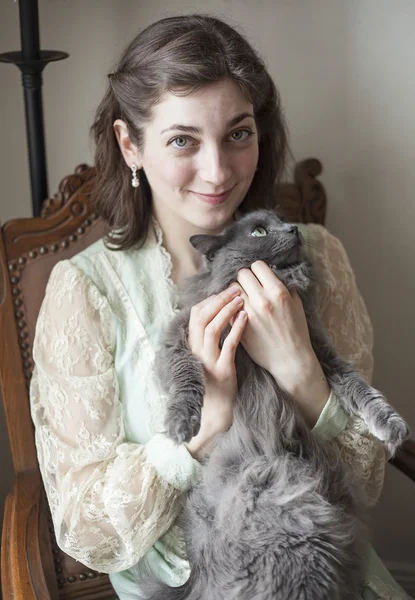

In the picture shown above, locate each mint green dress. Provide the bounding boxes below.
[30,220,411,599]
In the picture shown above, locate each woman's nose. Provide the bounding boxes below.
[199,148,232,185]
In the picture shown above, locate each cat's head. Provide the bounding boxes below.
[189,210,313,295]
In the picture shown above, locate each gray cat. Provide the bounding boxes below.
[147,210,409,600]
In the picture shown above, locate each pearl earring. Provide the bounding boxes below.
[131,164,140,188]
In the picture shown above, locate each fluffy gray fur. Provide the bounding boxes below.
[145,210,409,600]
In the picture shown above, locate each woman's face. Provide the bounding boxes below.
[138,79,259,234]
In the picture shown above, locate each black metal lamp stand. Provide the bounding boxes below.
[0,0,68,217]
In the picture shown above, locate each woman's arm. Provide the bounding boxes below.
[30,260,201,573]
[308,224,386,506]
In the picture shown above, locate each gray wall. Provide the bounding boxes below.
[1,0,414,594]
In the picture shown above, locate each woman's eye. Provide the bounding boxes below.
[171,136,189,149]
[251,226,268,237]
[230,129,250,142]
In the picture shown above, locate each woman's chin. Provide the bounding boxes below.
[190,208,235,233]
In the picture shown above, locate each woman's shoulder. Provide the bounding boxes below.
[45,226,165,323]
[298,222,340,247]
[45,237,141,306]
[298,223,352,275]
[69,236,120,273]
[59,232,155,288]
[44,237,121,298]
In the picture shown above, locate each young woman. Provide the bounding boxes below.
[30,14,410,600]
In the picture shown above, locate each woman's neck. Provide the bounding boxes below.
[165,235,202,286]
[152,212,204,286]
[152,208,231,286]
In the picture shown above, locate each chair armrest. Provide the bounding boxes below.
[390,438,415,482]
[1,470,59,600]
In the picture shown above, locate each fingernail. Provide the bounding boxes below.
[238,310,246,319]
[233,296,243,305]
[228,284,240,296]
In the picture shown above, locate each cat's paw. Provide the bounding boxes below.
[368,410,410,457]
[165,402,202,445]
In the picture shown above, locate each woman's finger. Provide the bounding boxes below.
[203,296,244,361]
[219,310,247,365]
[192,281,241,311]
[195,294,217,310]
[195,285,241,327]
[188,285,242,355]
[236,267,263,302]
[250,260,289,295]
[238,262,292,309]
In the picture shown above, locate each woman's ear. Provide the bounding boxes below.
[113,119,142,169]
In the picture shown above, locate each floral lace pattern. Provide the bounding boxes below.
[31,261,187,572]
[307,224,386,507]
[30,223,389,596]
[366,576,409,599]
[309,224,374,382]
[152,216,180,312]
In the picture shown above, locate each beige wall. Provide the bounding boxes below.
[0,0,414,591]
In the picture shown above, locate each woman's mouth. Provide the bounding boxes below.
[190,185,236,205]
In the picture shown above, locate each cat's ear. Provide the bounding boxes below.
[189,234,223,261]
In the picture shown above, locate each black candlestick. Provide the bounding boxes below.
[0,0,68,217]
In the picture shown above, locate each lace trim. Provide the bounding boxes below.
[152,217,179,311]
[366,575,410,599]
[333,417,386,508]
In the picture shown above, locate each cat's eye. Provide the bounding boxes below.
[251,226,268,237]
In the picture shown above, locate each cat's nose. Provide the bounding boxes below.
[287,225,299,236]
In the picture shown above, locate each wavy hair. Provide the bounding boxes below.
[90,14,288,250]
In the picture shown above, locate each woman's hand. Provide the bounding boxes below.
[235,261,330,426]
[185,285,247,460]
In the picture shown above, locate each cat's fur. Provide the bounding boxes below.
[146,210,409,600]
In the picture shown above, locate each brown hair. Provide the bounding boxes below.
[91,14,288,250]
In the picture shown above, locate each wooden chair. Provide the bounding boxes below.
[1,159,414,600]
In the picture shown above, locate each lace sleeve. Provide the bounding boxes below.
[309,224,386,506]
[30,260,200,572]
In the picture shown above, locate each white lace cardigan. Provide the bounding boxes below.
[30,221,401,598]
